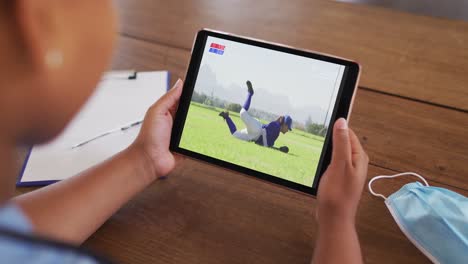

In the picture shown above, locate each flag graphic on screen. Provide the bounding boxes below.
[209,43,225,55]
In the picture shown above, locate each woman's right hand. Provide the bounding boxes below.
[316,118,369,227]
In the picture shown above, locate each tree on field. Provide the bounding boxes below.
[203,98,213,106]
[227,103,242,113]
[305,115,328,137]
[191,91,208,104]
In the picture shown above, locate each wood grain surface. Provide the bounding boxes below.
[114,0,468,111]
[82,159,467,264]
[15,1,468,263]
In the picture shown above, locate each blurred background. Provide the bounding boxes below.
[337,0,468,21]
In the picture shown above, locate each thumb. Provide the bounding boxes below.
[154,79,183,113]
[331,118,351,165]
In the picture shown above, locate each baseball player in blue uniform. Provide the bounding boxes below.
[219,81,292,153]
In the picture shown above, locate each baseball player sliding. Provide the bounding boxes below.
[219,80,292,153]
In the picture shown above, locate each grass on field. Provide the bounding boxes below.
[179,102,325,186]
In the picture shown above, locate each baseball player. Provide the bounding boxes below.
[219,80,292,153]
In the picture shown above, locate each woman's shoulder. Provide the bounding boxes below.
[0,204,33,234]
[0,204,110,264]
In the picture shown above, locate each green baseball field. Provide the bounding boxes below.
[180,102,325,186]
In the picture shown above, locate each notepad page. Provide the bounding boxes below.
[20,71,169,184]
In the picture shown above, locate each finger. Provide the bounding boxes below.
[331,118,352,165]
[154,79,183,114]
[168,98,180,119]
[349,129,369,170]
[349,128,364,156]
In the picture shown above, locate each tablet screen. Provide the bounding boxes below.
[178,35,349,189]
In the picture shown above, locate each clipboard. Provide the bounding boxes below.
[17,71,171,187]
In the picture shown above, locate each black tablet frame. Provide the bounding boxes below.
[170,29,360,196]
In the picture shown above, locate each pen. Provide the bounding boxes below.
[71,120,143,149]
[121,120,143,131]
[102,70,138,80]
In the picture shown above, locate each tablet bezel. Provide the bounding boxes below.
[170,29,360,196]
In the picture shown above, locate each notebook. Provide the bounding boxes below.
[17,71,170,186]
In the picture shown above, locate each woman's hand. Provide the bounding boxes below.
[14,79,185,244]
[312,118,368,264]
[130,79,184,181]
[316,118,369,226]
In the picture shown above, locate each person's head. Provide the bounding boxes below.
[277,115,293,134]
[0,1,117,145]
[0,2,117,201]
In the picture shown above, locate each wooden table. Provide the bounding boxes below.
[19,0,468,263]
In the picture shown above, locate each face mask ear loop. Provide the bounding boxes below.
[368,176,389,200]
[368,172,430,200]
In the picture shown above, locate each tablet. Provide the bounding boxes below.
[170,29,360,195]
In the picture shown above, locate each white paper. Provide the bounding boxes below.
[20,71,168,183]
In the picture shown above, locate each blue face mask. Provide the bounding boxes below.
[368,172,468,264]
